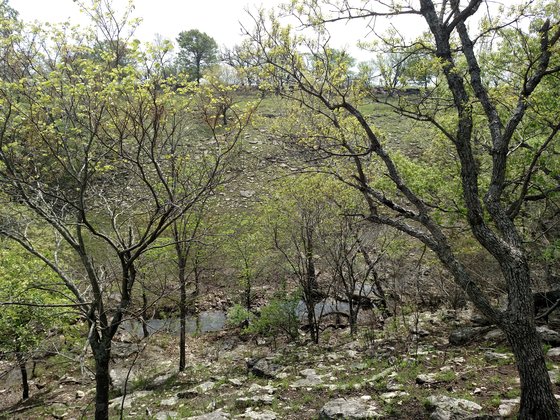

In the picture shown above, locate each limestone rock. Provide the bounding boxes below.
[188,410,231,419]
[426,395,482,420]
[235,395,274,409]
[547,347,560,357]
[319,397,382,419]
[448,327,490,345]
[75,390,85,399]
[290,368,323,388]
[247,358,281,379]
[483,351,511,362]
[156,411,178,420]
[537,326,560,346]
[237,409,277,419]
[416,373,438,385]
[160,396,179,406]
[498,399,519,417]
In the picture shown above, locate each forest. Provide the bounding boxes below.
[0,0,559,419]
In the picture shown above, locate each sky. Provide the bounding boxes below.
[12,0,397,62]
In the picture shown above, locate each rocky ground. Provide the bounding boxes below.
[2,307,560,419]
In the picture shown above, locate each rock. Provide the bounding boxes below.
[319,397,382,419]
[537,326,560,346]
[369,367,395,383]
[380,391,409,401]
[109,390,153,410]
[484,351,511,362]
[178,381,217,398]
[156,411,178,420]
[110,368,137,392]
[498,398,519,417]
[240,190,256,198]
[548,347,560,357]
[75,390,85,399]
[484,329,505,341]
[161,396,179,406]
[235,395,274,409]
[238,409,277,419]
[426,395,482,420]
[153,372,174,387]
[290,368,323,388]
[248,383,276,394]
[416,373,438,385]
[247,358,281,379]
[188,410,230,420]
[229,378,245,386]
[549,370,560,385]
[449,327,490,345]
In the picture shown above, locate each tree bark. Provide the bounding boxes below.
[179,257,187,372]
[503,318,560,419]
[16,353,29,400]
[92,342,111,420]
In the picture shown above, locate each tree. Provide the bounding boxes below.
[177,29,219,84]
[246,1,560,417]
[0,243,68,401]
[0,4,253,418]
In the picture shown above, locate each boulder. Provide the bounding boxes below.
[449,327,491,345]
[547,347,560,357]
[425,395,482,420]
[290,368,323,388]
[537,326,560,346]
[187,409,230,420]
[238,409,278,419]
[416,373,438,385]
[319,396,382,419]
[247,358,281,379]
[156,411,178,420]
[235,395,274,409]
[498,399,519,417]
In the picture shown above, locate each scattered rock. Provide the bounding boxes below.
[247,358,281,379]
[75,390,85,399]
[235,395,274,409]
[380,391,409,401]
[237,409,277,419]
[549,370,560,385]
[109,390,153,410]
[537,326,560,346]
[240,190,256,198]
[448,327,490,345]
[229,378,245,386]
[484,329,505,341]
[156,411,178,420]
[160,396,179,406]
[319,397,382,419]
[248,383,276,394]
[425,395,482,420]
[548,347,560,357]
[484,351,511,362]
[498,398,519,417]
[290,368,323,388]
[416,373,438,385]
[369,367,395,383]
[178,381,217,398]
[187,410,230,420]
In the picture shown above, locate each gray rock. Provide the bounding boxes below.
[290,368,323,388]
[75,390,85,399]
[369,367,395,383]
[549,370,560,385]
[156,411,178,420]
[498,398,519,417]
[547,347,560,357]
[537,326,560,346]
[247,358,281,379]
[248,383,276,394]
[240,190,256,198]
[319,397,382,419]
[109,390,153,410]
[449,327,490,345]
[160,396,179,406]
[188,410,231,420]
[426,395,482,420]
[380,391,409,401]
[235,395,274,409]
[416,373,438,385]
[483,329,505,341]
[237,409,277,419]
[483,351,511,362]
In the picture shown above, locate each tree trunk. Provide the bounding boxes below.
[504,318,560,419]
[141,288,150,339]
[16,353,29,400]
[179,259,187,372]
[92,342,111,420]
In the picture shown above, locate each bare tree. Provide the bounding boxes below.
[245,1,560,417]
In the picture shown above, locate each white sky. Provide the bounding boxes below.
[13,0,397,62]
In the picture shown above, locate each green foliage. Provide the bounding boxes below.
[249,296,300,340]
[0,245,68,356]
[177,29,219,83]
[226,304,255,328]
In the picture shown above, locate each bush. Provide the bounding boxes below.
[247,297,300,341]
[226,304,255,328]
